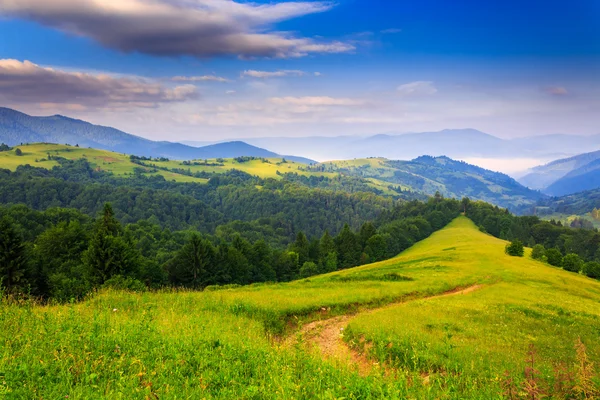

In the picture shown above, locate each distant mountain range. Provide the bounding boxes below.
[184,130,600,165]
[0,108,314,163]
[518,150,600,196]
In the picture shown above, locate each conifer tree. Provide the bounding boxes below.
[335,224,361,269]
[0,217,28,292]
[84,203,140,284]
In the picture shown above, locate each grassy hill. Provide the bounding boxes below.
[2,217,599,398]
[0,143,208,183]
[307,156,543,210]
[0,143,412,197]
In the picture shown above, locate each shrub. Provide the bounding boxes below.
[102,275,146,292]
[546,248,564,267]
[582,262,600,280]
[562,253,584,273]
[531,244,546,261]
[299,262,319,278]
[505,240,524,257]
[14,148,22,156]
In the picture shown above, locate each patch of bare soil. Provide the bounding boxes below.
[287,284,484,376]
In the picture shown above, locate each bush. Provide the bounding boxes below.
[505,240,524,257]
[546,248,564,267]
[14,148,22,156]
[562,253,584,273]
[299,262,319,278]
[582,261,600,279]
[102,275,146,292]
[531,244,546,261]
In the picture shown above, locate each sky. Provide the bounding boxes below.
[0,0,599,141]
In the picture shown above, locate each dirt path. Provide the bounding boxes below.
[287,284,484,376]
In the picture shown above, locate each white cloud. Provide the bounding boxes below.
[242,70,307,78]
[0,0,353,58]
[172,75,229,83]
[397,81,438,96]
[269,96,364,106]
[0,59,198,109]
[381,28,402,34]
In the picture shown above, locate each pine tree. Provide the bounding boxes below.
[359,222,377,248]
[0,217,28,293]
[292,231,310,267]
[320,230,336,257]
[169,233,214,288]
[84,203,140,284]
[335,224,361,269]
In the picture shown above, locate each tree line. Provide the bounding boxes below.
[0,196,463,301]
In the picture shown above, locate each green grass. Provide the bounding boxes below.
[2,217,600,398]
[345,217,600,394]
[0,143,208,183]
[0,143,338,183]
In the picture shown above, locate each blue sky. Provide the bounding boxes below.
[0,0,598,141]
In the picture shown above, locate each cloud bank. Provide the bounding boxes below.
[0,0,354,58]
[0,59,198,109]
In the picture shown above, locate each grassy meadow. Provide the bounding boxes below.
[0,144,413,196]
[0,143,208,183]
[1,217,600,398]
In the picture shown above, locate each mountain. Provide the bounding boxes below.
[544,159,600,197]
[0,107,314,163]
[233,130,600,165]
[310,156,544,210]
[518,150,600,190]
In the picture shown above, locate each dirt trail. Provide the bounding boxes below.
[287,284,484,376]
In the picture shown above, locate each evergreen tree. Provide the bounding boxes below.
[335,224,361,269]
[320,230,336,258]
[505,239,524,257]
[84,204,140,284]
[169,233,214,288]
[321,252,338,273]
[0,217,28,293]
[365,233,391,262]
[292,231,310,267]
[359,222,377,248]
[249,240,276,282]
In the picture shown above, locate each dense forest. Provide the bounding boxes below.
[1,159,599,303]
[0,196,462,301]
[0,160,395,242]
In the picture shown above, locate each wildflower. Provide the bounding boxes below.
[112,308,118,312]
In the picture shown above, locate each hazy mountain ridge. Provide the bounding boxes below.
[518,150,600,190]
[208,130,600,164]
[0,108,314,163]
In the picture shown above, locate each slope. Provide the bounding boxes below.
[519,149,600,191]
[3,217,600,398]
[308,156,544,209]
[343,217,600,388]
[545,158,600,196]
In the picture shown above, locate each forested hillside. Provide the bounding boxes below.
[305,156,543,210]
